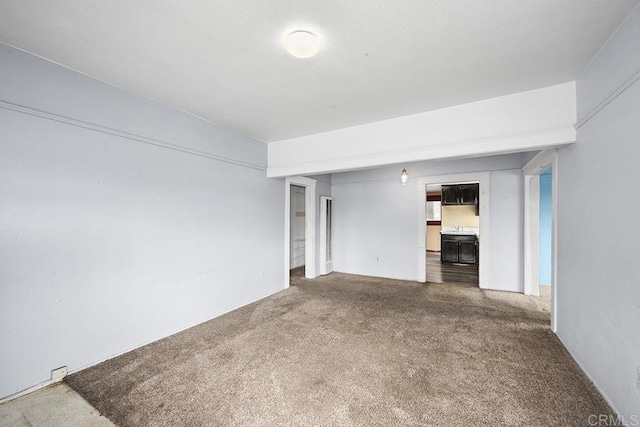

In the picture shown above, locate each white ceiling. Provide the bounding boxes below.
[0,0,637,142]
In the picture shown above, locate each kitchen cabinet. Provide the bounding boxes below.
[441,186,460,205]
[441,234,478,265]
[441,240,460,263]
[459,184,479,205]
[441,184,479,206]
[458,240,477,263]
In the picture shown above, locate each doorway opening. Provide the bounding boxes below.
[539,168,553,300]
[426,183,480,286]
[284,176,317,288]
[290,185,306,279]
[523,149,558,331]
[319,196,333,275]
[418,172,491,288]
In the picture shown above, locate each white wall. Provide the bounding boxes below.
[332,178,418,281]
[0,43,283,399]
[332,154,524,291]
[557,4,640,419]
[488,170,524,292]
[268,83,576,177]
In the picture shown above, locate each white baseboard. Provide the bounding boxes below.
[0,377,64,405]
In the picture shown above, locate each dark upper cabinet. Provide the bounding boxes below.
[459,184,479,205]
[441,186,460,205]
[441,184,479,207]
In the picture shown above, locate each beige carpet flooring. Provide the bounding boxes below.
[66,273,612,426]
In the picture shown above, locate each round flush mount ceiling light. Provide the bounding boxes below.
[284,30,320,59]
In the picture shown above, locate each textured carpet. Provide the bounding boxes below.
[66,274,612,426]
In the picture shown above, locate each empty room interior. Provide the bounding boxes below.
[1,1,639,426]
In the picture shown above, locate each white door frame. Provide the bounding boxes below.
[284,176,317,287]
[523,149,558,332]
[417,172,491,288]
[319,196,333,275]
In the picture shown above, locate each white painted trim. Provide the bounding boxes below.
[575,65,640,129]
[268,126,575,178]
[523,148,557,175]
[0,377,64,404]
[0,281,284,402]
[522,149,558,332]
[524,174,541,296]
[284,176,317,287]
[551,153,559,333]
[418,172,491,289]
[0,99,267,171]
[319,196,333,275]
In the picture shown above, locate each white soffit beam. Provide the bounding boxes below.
[267,82,577,178]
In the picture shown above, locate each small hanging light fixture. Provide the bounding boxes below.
[399,166,409,186]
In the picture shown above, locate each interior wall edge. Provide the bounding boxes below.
[559,2,640,418]
[554,333,621,417]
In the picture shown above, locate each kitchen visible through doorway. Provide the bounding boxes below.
[426,182,480,286]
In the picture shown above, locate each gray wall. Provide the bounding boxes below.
[487,169,524,292]
[0,43,284,399]
[331,154,524,290]
[557,4,640,418]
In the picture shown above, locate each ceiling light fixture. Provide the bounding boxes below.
[284,30,320,59]
[400,166,410,186]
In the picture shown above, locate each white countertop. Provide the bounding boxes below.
[440,231,478,235]
[440,226,479,236]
